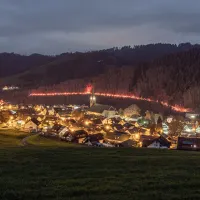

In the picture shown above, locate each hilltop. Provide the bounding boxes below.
[0,43,197,87]
[29,47,200,109]
[2,43,200,108]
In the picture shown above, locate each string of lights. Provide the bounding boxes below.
[29,91,191,113]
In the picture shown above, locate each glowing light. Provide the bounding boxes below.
[29,92,191,113]
[0,100,4,106]
[85,84,93,94]
[105,125,111,130]
[135,133,140,140]
[2,86,19,91]
[90,96,96,101]
[185,128,192,132]
[61,117,66,121]
[167,117,173,123]
[85,121,89,126]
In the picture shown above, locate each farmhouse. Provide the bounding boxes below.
[142,136,171,149]
[24,118,40,132]
[105,131,131,144]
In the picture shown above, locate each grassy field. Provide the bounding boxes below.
[0,131,200,200]
[26,134,80,147]
[0,129,28,147]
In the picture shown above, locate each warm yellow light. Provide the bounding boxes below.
[85,121,89,126]
[9,105,12,109]
[61,117,66,121]
[135,133,140,140]
[10,116,14,120]
[105,125,110,130]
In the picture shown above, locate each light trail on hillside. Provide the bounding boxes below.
[29,91,191,113]
[0,100,4,105]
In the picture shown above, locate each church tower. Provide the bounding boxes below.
[90,85,96,107]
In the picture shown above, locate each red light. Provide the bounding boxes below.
[29,92,191,113]
[85,84,93,94]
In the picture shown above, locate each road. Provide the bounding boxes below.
[21,134,35,146]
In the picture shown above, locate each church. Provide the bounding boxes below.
[88,86,117,118]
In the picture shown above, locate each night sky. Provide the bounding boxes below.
[0,0,200,54]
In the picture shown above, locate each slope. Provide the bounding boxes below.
[31,48,200,109]
[1,43,198,88]
[0,53,55,78]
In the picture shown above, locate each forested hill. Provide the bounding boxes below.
[32,48,200,109]
[131,48,200,109]
[0,43,199,87]
[0,53,55,77]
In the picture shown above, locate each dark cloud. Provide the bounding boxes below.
[0,0,200,54]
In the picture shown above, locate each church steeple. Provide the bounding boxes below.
[90,84,96,107]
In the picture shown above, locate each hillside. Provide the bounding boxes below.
[0,53,55,77]
[132,48,200,109]
[31,48,200,109]
[0,43,198,87]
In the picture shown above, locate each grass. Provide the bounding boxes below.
[0,131,200,199]
[0,129,28,147]
[26,134,80,147]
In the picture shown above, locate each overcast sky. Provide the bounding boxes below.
[0,0,200,54]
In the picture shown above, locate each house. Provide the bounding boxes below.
[185,113,199,120]
[56,110,72,119]
[142,136,171,149]
[47,107,55,116]
[112,123,123,131]
[104,131,131,144]
[91,118,103,125]
[88,104,117,118]
[37,116,44,122]
[58,127,69,137]
[162,123,169,135]
[66,130,88,143]
[130,114,141,122]
[123,122,135,130]
[181,124,196,136]
[120,139,138,147]
[24,118,40,132]
[83,133,104,145]
[102,118,113,125]
[126,127,146,135]
[52,124,63,133]
[177,137,200,150]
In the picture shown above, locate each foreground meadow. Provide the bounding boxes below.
[0,131,199,200]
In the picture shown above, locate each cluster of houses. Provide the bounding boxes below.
[2,85,19,91]
[0,96,200,150]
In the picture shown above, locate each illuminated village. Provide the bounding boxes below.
[0,85,199,150]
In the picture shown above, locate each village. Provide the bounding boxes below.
[0,91,199,150]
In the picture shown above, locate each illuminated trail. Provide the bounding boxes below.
[0,99,4,105]
[29,92,191,113]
